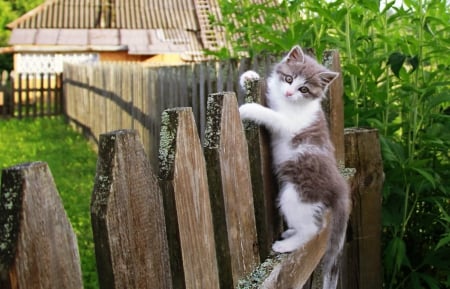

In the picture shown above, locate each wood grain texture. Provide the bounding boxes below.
[343,128,383,289]
[204,92,259,287]
[159,107,220,289]
[262,212,331,289]
[322,50,345,163]
[91,129,172,289]
[0,162,82,289]
[236,212,331,289]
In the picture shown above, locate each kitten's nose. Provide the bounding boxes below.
[285,91,293,97]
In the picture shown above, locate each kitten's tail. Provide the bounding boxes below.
[322,195,350,289]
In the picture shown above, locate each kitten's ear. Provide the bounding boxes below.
[319,71,339,86]
[287,46,305,63]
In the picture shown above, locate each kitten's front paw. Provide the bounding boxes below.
[239,70,260,90]
[239,103,262,121]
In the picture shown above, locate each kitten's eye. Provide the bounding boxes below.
[299,86,309,93]
[284,75,293,84]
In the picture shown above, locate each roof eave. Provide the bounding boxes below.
[6,45,129,53]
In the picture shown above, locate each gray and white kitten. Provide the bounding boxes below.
[239,45,351,289]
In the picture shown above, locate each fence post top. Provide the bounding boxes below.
[1,161,83,288]
[100,129,137,137]
[3,161,48,171]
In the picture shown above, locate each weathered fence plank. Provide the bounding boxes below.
[343,128,383,289]
[0,162,82,289]
[322,50,345,163]
[91,129,172,289]
[241,79,281,261]
[262,213,331,289]
[204,92,260,288]
[159,107,221,289]
[236,212,331,289]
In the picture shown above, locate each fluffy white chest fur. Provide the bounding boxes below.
[266,96,322,166]
[240,70,323,166]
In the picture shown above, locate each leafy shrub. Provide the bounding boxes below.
[211,0,450,288]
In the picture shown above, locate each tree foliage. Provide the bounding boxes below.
[0,0,45,70]
[212,0,450,288]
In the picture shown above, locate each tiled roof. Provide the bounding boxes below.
[6,0,224,56]
[7,0,203,30]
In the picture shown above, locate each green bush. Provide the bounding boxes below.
[0,116,99,289]
[212,0,450,288]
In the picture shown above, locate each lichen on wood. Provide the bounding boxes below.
[243,79,261,104]
[235,212,331,289]
[204,92,225,149]
[1,162,83,288]
[242,79,263,132]
[321,50,338,70]
[91,132,118,216]
[0,165,25,274]
[338,162,356,180]
[158,108,182,180]
[235,253,287,289]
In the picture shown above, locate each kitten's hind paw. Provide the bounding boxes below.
[272,237,302,253]
[239,70,260,90]
[281,228,297,239]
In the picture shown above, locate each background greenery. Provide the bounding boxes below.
[0,117,99,289]
[0,3,98,288]
[211,0,450,288]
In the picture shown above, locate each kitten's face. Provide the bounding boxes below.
[269,46,338,104]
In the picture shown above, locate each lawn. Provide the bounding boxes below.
[0,116,99,289]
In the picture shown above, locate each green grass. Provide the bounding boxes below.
[0,116,99,289]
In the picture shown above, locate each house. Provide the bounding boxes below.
[4,0,225,74]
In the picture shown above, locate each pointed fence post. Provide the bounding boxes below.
[0,162,83,289]
[204,91,260,288]
[159,107,220,289]
[91,129,172,289]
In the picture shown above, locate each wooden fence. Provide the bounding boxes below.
[0,54,384,288]
[0,71,63,118]
[63,56,277,168]
[0,70,12,117]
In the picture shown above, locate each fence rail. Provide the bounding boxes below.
[0,72,63,118]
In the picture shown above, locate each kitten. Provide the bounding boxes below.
[239,46,351,289]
